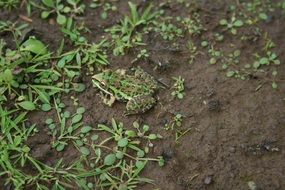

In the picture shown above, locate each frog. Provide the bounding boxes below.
[92,67,160,115]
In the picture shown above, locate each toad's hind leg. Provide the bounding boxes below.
[133,67,159,89]
[125,95,156,115]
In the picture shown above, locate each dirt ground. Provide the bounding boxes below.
[1,0,285,189]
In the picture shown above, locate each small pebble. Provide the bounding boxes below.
[204,175,213,185]
[248,181,257,190]
[162,147,174,161]
[229,146,236,153]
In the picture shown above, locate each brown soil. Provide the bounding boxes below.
[1,0,285,189]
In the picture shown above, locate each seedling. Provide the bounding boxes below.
[90,0,118,20]
[152,20,183,41]
[0,21,29,47]
[187,40,198,64]
[164,113,190,143]
[0,0,19,9]
[272,70,278,89]
[131,49,149,63]
[253,51,280,69]
[41,0,85,26]
[46,99,86,151]
[171,76,185,99]
[106,2,158,55]
[179,12,204,36]
[0,37,63,107]
[219,15,244,35]
[85,119,164,189]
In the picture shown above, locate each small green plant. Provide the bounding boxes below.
[106,2,158,55]
[80,40,109,73]
[219,15,244,35]
[131,49,149,63]
[86,119,164,188]
[171,76,185,99]
[0,37,64,107]
[253,51,280,69]
[45,99,86,151]
[0,0,19,10]
[90,0,118,20]
[187,40,198,64]
[164,113,190,143]
[152,20,183,41]
[272,70,278,89]
[179,12,204,36]
[40,0,85,26]
[0,21,29,47]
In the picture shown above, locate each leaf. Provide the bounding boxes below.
[272,71,278,76]
[56,144,65,152]
[80,126,92,134]
[137,150,145,157]
[72,114,82,124]
[22,146,30,153]
[253,61,260,69]
[73,83,85,92]
[14,136,22,146]
[177,93,184,99]
[32,87,50,104]
[260,57,269,65]
[128,2,138,25]
[57,53,75,68]
[133,160,147,177]
[63,111,70,118]
[3,69,13,82]
[233,20,243,27]
[219,19,228,25]
[42,0,55,7]
[18,101,36,111]
[77,107,85,114]
[20,38,48,55]
[226,71,235,78]
[41,103,51,112]
[45,118,53,124]
[272,82,278,89]
[259,13,268,20]
[80,147,90,156]
[125,130,136,137]
[91,134,99,141]
[135,160,145,169]
[41,11,50,19]
[118,138,128,147]
[104,154,116,166]
[57,14,67,25]
[75,140,84,147]
[116,151,124,159]
[148,134,157,140]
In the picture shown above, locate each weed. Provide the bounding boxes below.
[40,0,85,26]
[0,21,29,47]
[220,15,244,35]
[0,37,63,107]
[0,0,19,10]
[164,113,190,143]
[90,0,118,20]
[179,12,204,36]
[187,40,198,64]
[106,2,158,55]
[253,51,280,69]
[152,19,183,41]
[131,49,149,63]
[171,76,185,100]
